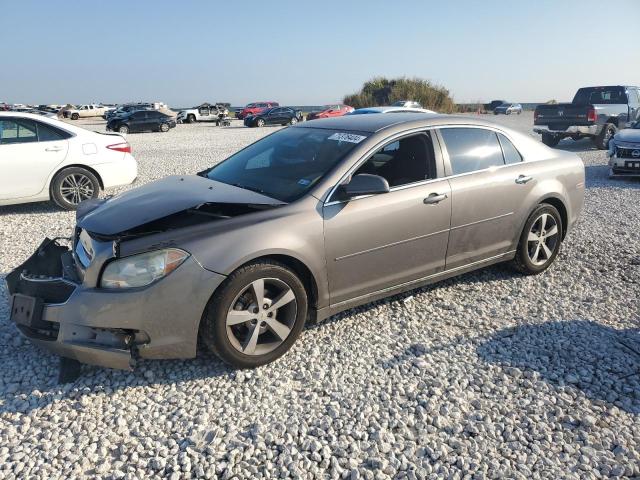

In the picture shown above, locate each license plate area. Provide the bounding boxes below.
[10,294,44,328]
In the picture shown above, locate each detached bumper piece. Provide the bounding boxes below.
[6,238,137,373]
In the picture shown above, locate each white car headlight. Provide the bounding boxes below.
[100,248,189,289]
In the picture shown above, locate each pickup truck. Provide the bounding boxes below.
[177,103,229,124]
[65,104,112,120]
[533,86,640,149]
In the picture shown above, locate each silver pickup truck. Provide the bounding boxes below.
[533,86,640,149]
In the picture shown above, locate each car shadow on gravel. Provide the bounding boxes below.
[584,165,640,189]
[555,138,599,153]
[0,201,61,216]
[477,320,640,414]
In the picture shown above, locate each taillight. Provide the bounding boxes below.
[107,142,132,154]
[587,107,597,123]
[534,110,539,122]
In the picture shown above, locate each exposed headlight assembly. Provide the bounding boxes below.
[100,248,189,289]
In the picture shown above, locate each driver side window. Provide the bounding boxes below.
[352,132,437,188]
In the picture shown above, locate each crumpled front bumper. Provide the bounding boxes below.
[6,238,226,370]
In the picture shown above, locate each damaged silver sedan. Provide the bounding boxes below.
[6,114,585,374]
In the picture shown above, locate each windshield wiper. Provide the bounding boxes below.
[230,183,268,195]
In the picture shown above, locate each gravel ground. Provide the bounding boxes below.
[0,113,639,479]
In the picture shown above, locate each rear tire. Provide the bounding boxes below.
[541,133,560,147]
[71,113,79,120]
[159,122,169,132]
[51,167,100,210]
[594,123,617,150]
[511,204,563,275]
[200,260,308,368]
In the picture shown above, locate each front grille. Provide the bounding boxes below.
[616,147,640,159]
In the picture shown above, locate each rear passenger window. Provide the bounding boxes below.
[440,128,504,175]
[36,122,69,142]
[497,133,522,164]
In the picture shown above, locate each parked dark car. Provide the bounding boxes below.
[107,110,176,134]
[533,85,640,149]
[104,103,153,121]
[244,107,303,127]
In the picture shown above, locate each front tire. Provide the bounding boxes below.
[289,117,298,125]
[118,124,129,134]
[594,123,617,150]
[541,133,560,147]
[51,167,100,210]
[187,114,196,124]
[256,118,265,128]
[200,260,308,368]
[512,204,563,275]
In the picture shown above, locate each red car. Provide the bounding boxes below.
[236,101,279,119]
[306,104,354,121]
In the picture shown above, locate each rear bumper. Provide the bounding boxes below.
[6,238,226,370]
[533,125,599,136]
[94,153,138,188]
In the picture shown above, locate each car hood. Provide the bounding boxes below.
[614,129,640,144]
[77,175,285,236]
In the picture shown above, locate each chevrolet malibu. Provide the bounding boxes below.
[6,114,584,372]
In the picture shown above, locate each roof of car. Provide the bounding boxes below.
[295,112,516,134]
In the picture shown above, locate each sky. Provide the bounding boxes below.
[2,0,639,106]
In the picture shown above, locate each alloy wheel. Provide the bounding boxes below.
[526,213,559,266]
[59,173,95,205]
[225,277,297,356]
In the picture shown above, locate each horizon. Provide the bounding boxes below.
[2,0,639,106]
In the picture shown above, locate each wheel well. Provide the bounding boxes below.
[246,255,319,310]
[606,117,619,127]
[540,197,567,239]
[51,164,104,191]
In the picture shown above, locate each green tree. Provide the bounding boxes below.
[343,76,456,113]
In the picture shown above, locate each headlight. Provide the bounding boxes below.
[100,248,189,289]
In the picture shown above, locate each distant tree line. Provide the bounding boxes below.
[343,77,457,113]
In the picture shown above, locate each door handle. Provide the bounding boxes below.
[515,175,533,184]
[423,193,448,204]
[45,146,63,152]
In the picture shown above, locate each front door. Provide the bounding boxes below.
[323,131,451,305]
[437,127,535,269]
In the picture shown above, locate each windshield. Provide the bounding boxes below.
[206,127,368,202]
[633,121,640,129]
[391,101,406,106]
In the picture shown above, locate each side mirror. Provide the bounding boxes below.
[343,174,390,197]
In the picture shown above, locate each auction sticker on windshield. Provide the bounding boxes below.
[328,132,367,144]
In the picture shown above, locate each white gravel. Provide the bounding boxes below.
[0,113,639,479]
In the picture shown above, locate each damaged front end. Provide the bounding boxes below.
[6,238,141,370]
[5,175,283,374]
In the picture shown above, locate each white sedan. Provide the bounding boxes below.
[0,112,137,210]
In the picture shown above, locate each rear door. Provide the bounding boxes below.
[266,108,283,125]
[323,130,451,304]
[437,126,535,269]
[0,118,69,199]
